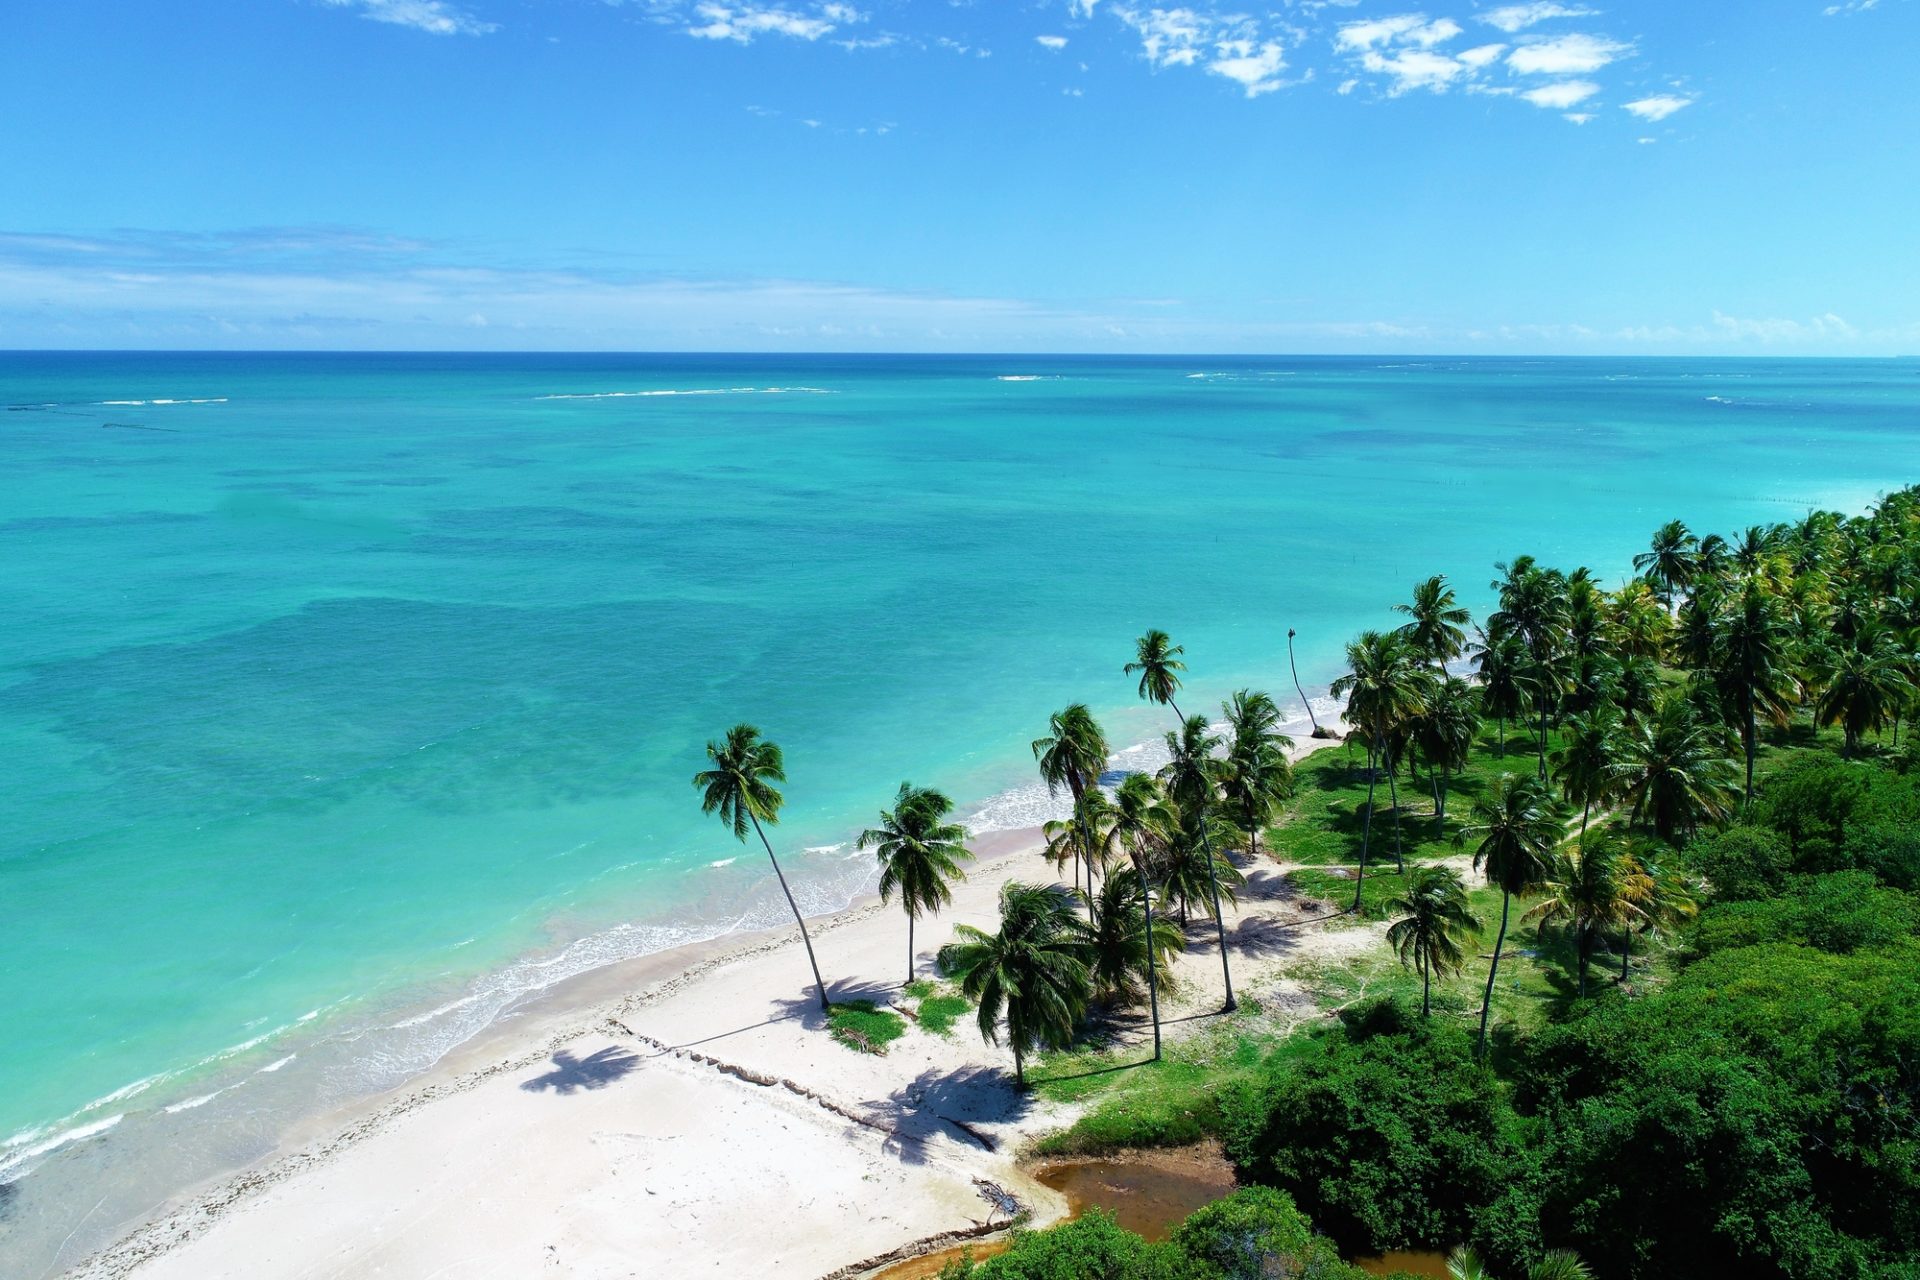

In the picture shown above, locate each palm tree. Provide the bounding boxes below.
[1416,677,1480,835]
[858,783,973,984]
[938,882,1094,1088]
[1086,866,1185,1004]
[1608,579,1672,661]
[1447,1247,1593,1280]
[1712,578,1798,803]
[1633,518,1699,610]
[1457,774,1562,1057]
[1108,773,1176,1057]
[1386,865,1481,1017]
[1550,706,1623,843]
[1524,840,1642,997]
[1287,627,1329,737]
[1472,627,1528,756]
[1331,630,1432,900]
[1131,630,1239,1012]
[1220,690,1295,859]
[692,724,830,1013]
[1616,851,1700,981]
[1610,694,1740,843]
[1033,704,1111,902]
[1158,805,1245,927]
[1394,574,1472,671]
[1813,629,1914,754]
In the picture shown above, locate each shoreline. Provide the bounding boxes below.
[67,727,1347,1280]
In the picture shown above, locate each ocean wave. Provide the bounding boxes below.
[707,856,738,868]
[533,387,834,400]
[0,1113,124,1179]
[162,1089,230,1115]
[97,398,228,406]
[993,375,1058,382]
[257,1055,297,1074]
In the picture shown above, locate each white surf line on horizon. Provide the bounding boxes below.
[533,387,834,400]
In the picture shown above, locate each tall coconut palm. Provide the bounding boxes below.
[1524,840,1642,997]
[693,724,830,1013]
[1332,630,1432,900]
[1711,578,1799,803]
[1394,574,1473,672]
[1550,706,1624,843]
[1615,851,1700,982]
[1608,579,1673,661]
[1130,631,1240,1012]
[1220,690,1295,859]
[858,783,973,984]
[1457,774,1562,1057]
[1633,518,1699,610]
[938,882,1094,1088]
[1158,805,1246,927]
[1386,865,1481,1017]
[1609,694,1741,843]
[1287,627,1328,737]
[1813,629,1914,754]
[1108,773,1176,1057]
[1033,704,1111,902]
[1416,677,1481,835]
[1086,866,1185,1004]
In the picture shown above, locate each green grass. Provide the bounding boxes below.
[827,1000,908,1055]
[916,994,972,1036]
[903,979,937,1000]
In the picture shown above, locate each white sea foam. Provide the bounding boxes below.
[803,842,847,855]
[708,856,738,868]
[258,1055,297,1074]
[534,387,833,400]
[993,375,1055,382]
[0,1114,124,1179]
[97,397,228,406]
[163,1089,230,1114]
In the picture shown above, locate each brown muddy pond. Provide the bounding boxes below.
[1354,1249,1454,1277]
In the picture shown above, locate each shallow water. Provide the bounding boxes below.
[3,352,1916,1275]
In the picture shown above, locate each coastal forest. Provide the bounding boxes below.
[700,485,1920,1280]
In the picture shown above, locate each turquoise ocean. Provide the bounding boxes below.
[1,352,1915,1273]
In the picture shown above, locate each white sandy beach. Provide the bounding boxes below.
[77,731,1366,1280]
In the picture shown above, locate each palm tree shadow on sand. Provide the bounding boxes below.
[519,1046,642,1095]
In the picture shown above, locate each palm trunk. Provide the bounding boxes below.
[1576,925,1589,998]
[1013,1044,1025,1089]
[1536,706,1549,781]
[1289,631,1322,735]
[1354,738,1380,912]
[1141,873,1163,1061]
[1385,752,1405,873]
[1499,716,1506,758]
[906,914,915,987]
[1620,928,1633,981]
[1431,768,1445,838]
[1477,890,1511,1059]
[1421,951,1432,1018]
[1170,698,1236,1013]
[1743,692,1757,807]
[748,812,830,1013]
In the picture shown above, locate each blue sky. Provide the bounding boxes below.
[2,0,1915,353]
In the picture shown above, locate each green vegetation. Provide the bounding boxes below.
[859,781,975,984]
[915,991,972,1036]
[937,1189,1371,1279]
[827,1000,908,1054]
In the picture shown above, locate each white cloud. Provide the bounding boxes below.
[1337,77,1360,94]
[1036,34,1069,49]
[1335,14,1461,50]
[1362,47,1470,94]
[1479,3,1596,34]
[1623,93,1694,121]
[1562,112,1593,123]
[320,0,496,36]
[686,2,862,42]
[1713,311,1858,342]
[1457,43,1506,67]
[1069,0,1101,16]
[1209,39,1289,96]
[1520,79,1599,108]
[1823,0,1881,13]
[1114,7,1208,67]
[1507,33,1632,75]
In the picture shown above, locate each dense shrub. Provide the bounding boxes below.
[945,1212,1205,1280]
[1682,824,1792,900]
[1221,1002,1520,1256]
[1689,871,1918,955]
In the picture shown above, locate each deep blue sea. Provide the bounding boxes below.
[1,352,1915,1273]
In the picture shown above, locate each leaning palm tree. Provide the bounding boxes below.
[938,882,1094,1088]
[1524,840,1642,997]
[1086,866,1185,1004]
[1394,574,1472,672]
[1286,627,1330,737]
[1130,631,1239,1012]
[858,783,973,984]
[1386,865,1480,1017]
[1220,690,1295,859]
[693,724,830,1013]
[1331,630,1432,901]
[1108,773,1176,1058]
[1457,774,1562,1057]
[1609,694,1741,843]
